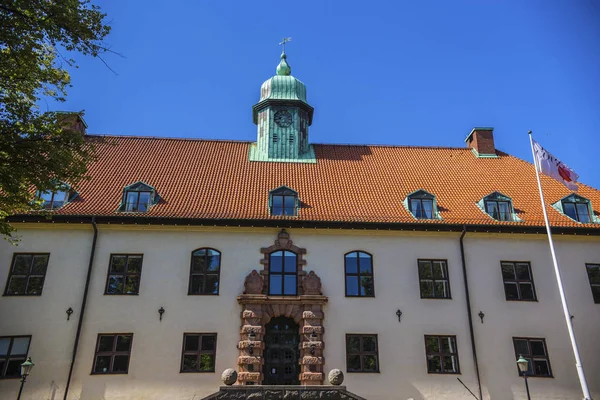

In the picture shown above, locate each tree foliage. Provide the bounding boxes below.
[0,0,111,241]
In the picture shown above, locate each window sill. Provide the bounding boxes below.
[90,371,129,375]
[3,293,43,297]
[427,371,461,375]
[187,293,220,296]
[180,370,215,373]
[505,298,538,302]
[104,293,139,296]
[420,296,452,300]
[344,295,376,298]
[346,370,380,373]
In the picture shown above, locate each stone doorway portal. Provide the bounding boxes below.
[263,317,300,385]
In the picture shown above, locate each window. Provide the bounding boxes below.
[424,335,460,374]
[268,250,297,295]
[4,253,49,296]
[345,251,374,297]
[346,334,379,372]
[38,189,69,209]
[561,195,592,223]
[105,255,143,295]
[189,248,221,295]
[513,338,552,377]
[418,259,451,299]
[181,333,217,372]
[119,181,158,213]
[406,190,438,219]
[480,192,515,221]
[92,334,133,374]
[501,261,536,301]
[0,336,31,378]
[586,264,600,303]
[269,186,298,216]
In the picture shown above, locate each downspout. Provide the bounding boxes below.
[460,226,483,400]
[63,218,98,400]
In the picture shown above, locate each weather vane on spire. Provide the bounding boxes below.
[279,37,291,53]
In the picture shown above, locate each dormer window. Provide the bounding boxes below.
[269,186,298,216]
[405,190,440,220]
[36,183,74,210]
[553,194,597,224]
[480,192,517,222]
[120,182,159,213]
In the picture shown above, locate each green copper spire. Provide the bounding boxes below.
[276,52,291,76]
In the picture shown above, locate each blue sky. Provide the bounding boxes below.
[59,1,600,188]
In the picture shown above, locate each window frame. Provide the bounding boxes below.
[424,335,461,374]
[38,189,70,210]
[91,333,134,375]
[345,334,380,373]
[4,253,50,296]
[562,199,591,223]
[0,335,32,379]
[124,190,153,213]
[268,250,298,296]
[269,186,299,216]
[406,190,438,220]
[512,337,553,378]
[484,199,513,221]
[188,248,221,296]
[501,261,537,301]
[344,251,375,298]
[104,254,144,295]
[180,333,218,373]
[418,259,451,299]
[585,263,600,304]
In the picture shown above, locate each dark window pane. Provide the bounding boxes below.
[422,199,434,219]
[31,255,49,274]
[272,195,283,215]
[6,358,25,377]
[185,335,199,352]
[270,252,283,272]
[182,355,197,371]
[427,355,441,373]
[198,354,215,371]
[207,251,220,272]
[0,338,9,355]
[434,281,449,298]
[514,340,529,356]
[411,199,422,218]
[138,192,151,212]
[591,285,600,303]
[440,337,456,353]
[107,276,124,294]
[0,360,5,376]
[563,202,577,220]
[269,275,282,295]
[362,336,377,352]
[283,196,296,215]
[359,253,372,274]
[127,256,142,274]
[112,355,129,372]
[116,335,132,352]
[363,355,378,371]
[191,255,206,273]
[94,355,111,373]
[533,360,550,376]
[432,261,446,278]
[98,336,114,352]
[25,277,44,294]
[486,202,499,219]
[13,255,32,274]
[576,203,590,223]
[346,336,360,352]
[283,251,296,272]
[504,283,519,300]
[190,275,204,294]
[201,335,216,351]
[425,337,439,353]
[7,277,27,295]
[10,338,30,355]
[124,276,140,294]
[205,275,219,294]
[347,355,361,371]
[498,202,511,221]
[283,275,296,295]
[110,256,127,273]
[346,276,359,296]
[443,356,458,373]
[516,264,531,280]
[587,265,600,284]
[419,261,432,278]
[345,253,358,273]
[530,340,546,356]
[125,192,139,211]
[501,263,516,279]
[360,276,374,296]
[420,280,434,297]
[519,283,535,300]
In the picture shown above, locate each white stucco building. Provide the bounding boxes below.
[1,51,599,400]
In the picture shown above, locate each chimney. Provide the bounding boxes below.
[56,111,88,134]
[465,127,496,157]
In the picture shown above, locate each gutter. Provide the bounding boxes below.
[460,226,483,400]
[63,218,98,400]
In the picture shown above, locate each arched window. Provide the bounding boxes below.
[268,250,297,296]
[188,248,221,295]
[345,251,374,297]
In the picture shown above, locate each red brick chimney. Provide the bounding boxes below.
[56,111,88,134]
[465,127,496,156]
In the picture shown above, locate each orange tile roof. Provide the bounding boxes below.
[34,135,600,230]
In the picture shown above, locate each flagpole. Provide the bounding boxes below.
[528,131,592,400]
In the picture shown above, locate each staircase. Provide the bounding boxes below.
[200,385,367,400]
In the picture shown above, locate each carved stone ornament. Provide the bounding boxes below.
[244,270,264,294]
[275,229,292,249]
[328,369,344,385]
[221,368,238,385]
[302,271,322,295]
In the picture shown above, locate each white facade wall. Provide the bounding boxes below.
[0,224,598,400]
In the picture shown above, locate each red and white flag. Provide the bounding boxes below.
[532,139,578,191]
